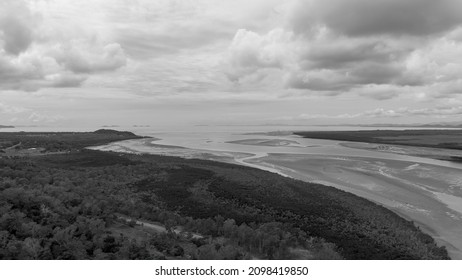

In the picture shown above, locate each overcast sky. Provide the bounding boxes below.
[2,0,462,128]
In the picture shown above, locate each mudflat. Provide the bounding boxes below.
[246,153,462,259]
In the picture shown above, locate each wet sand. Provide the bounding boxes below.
[340,142,462,163]
[89,138,254,165]
[227,138,306,147]
[246,154,462,259]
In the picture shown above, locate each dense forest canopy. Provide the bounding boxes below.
[0,131,449,259]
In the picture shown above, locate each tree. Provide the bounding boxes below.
[223,219,237,238]
[22,237,42,259]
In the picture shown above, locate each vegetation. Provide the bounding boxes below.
[0,129,142,152]
[0,131,449,260]
[294,129,462,150]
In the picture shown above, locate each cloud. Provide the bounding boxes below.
[0,49,100,91]
[283,106,462,121]
[356,84,402,100]
[27,112,63,123]
[301,39,403,69]
[43,73,87,88]
[225,28,418,93]
[284,62,410,93]
[289,0,462,37]
[222,0,462,100]
[284,70,352,92]
[0,0,127,91]
[0,0,36,55]
[0,102,28,114]
[115,21,234,59]
[3,0,462,129]
[108,0,284,59]
[224,28,289,83]
[363,107,462,118]
[0,99,65,124]
[404,37,462,96]
[52,42,127,74]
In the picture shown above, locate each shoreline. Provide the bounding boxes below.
[89,137,462,259]
[248,153,462,259]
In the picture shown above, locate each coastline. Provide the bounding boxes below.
[245,153,462,259]
[90,137,462,259]
[88,138,255,165]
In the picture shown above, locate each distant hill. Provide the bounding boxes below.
[0,125,15,128]
[93,129,137,137]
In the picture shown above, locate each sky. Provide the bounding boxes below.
[2,0,462,128]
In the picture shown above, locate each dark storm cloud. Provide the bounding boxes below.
[302,40,405,69]
[290,0,462,37]
[293,38,418,91]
